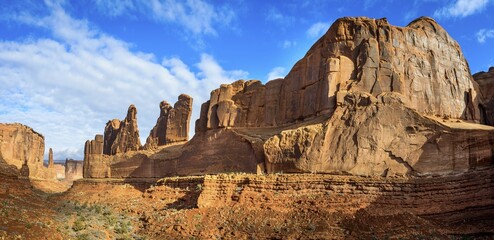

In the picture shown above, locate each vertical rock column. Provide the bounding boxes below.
[103,105,142,155]
[83,134,104,178]
[48,148,54,168]
[144,94,193,149]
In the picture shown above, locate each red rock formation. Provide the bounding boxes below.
[144,94,193,149]
[190,16,492,177]
[196,17,480,131]
[82,17,494,178]
[83,134,108,178]
[0,123,55,179]
[103,105,142,155]
[473,67,494,125]
[48,148,54,168]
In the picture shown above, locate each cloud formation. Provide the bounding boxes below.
[94,0,235,36]
[0,1,247,160]
[306,22,330,38]
[476,29,494,43]
[434,0,490,18]
[266,67,286,81]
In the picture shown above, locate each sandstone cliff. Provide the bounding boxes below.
[0,123,56,179]
[103,105,142,155]
[82,17,494,178]
[144,94,193,149]
[196,17,480,131]
[473,67,494,125]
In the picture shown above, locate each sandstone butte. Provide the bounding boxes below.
[0,123,57,180]
[82,16,494,178]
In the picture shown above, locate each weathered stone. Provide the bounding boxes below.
[0,123,55,179]
[48,148,54,168]
[196,17,481,131]
[81,17,494,179]
[103,119,121,155]
[473,67,494,125]
[83,134,107,178]
[264,91,494,176]
[144,94,193,149]
[103,105,142,155]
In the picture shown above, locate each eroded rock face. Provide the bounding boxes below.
[81,17,494,178]
[264,92,494,176]
[473,67,494,125]
[103,105,142,155]
[0,123,55,179]
[197,17,480,131]
[144,94,193,149]
[83,134,107,178]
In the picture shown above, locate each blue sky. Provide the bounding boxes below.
[0,0,493,160]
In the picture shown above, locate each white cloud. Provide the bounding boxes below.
[267,67,286,81]
[281,40,296,49]
[434,0,490,18]
[476,29,494,43]
[0,2,247,160]
[94,0,235,36]
[306,22,330,38]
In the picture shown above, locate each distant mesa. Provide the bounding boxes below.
[80,16,494,179]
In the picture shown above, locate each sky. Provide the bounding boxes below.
[1,0,493,160]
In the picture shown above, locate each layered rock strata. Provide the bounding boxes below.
[0,123,55,179]
[103,105,142,155]
[144,94,193,149]
[473,67,494,125]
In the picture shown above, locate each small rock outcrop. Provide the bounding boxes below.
[48,148,54,168]
[65,159,83,180]
[103,105,142,155]
[144,94,193,149]
[473,67,494,125]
